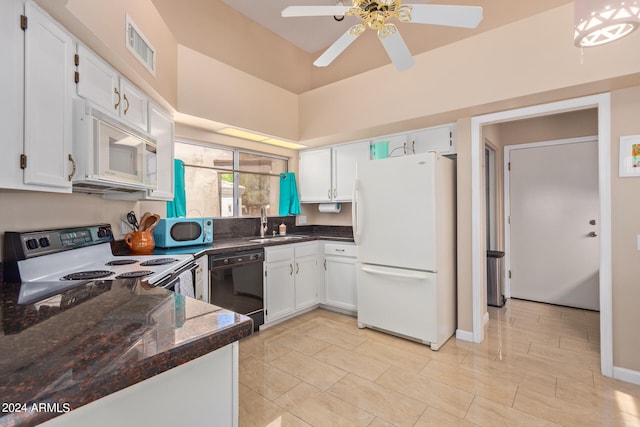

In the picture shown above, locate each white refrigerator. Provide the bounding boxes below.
[353,152,456,350]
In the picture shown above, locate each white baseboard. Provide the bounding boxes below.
[456,329,474,342]
[483,311,490,327]
[613,366,640,386]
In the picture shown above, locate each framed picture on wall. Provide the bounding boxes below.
[619,135,640,177]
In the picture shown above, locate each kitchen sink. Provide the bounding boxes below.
[248,235,308,244]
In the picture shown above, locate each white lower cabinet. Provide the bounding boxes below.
[264,242,318,324]
[42,342,239,427]
[323,242,358,312]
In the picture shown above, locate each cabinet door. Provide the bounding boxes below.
[0,0,25,190]
[298,148,332,202]
[76,44,120,116]
[333,141,370,201]
[325,257,357,311]
[23,3,73,190]
[120,78,149,132]
[147,103,174,200]
[409,126,455,155]
[264,260,295,323]
[294,255,317,310]
[373,134,408,158]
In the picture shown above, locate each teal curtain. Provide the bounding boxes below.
[167,159,186,218]
[278,172,301,216]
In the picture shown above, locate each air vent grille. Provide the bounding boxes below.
[126,15,156,76]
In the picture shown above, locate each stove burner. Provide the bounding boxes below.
[115,270,154,279]
[139,258,179,266]
[106,259,138,266]
[62,270,114,281]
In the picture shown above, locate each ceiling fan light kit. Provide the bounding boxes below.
[574,0,640,47]
[282,0,483,71]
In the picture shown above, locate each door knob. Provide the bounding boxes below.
[588,231,598,237]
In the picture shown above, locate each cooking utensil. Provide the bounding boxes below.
[138,212,152,231]
[126,211,139,231]
[143,214,161,232]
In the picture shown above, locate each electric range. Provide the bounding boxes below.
[2,224,194,304]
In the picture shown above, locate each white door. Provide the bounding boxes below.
[355,153,437,271]
[508,139,600,310]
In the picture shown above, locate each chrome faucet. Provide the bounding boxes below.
[260,206,268,238]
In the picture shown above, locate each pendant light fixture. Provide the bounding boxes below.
[574,0,640,47]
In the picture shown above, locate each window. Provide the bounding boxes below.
[174,140,288,218]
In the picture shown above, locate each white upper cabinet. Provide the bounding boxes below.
[408,125,456,155]
[333,141,371,201]
[372,133,408,158]
[76,45,148,132]
[299,140,369,203]
[147,102,174,201]
[0,0,74,193]
[119,78,149,131]
[298,148,332,202]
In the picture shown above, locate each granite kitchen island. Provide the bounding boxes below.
[0,277,253,427]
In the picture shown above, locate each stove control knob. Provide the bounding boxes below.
[39,237,50,248]
[25,238,39,250]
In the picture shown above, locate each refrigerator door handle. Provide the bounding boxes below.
[360,266,433,280]
[352,178,361,244]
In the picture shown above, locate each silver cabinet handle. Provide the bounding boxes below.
[324,259,327,270]
[333,189,337,198]
[296,262,299,274]
[289,264,293,275]
[328,189,331,199]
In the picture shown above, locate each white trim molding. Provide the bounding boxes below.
[470,93,613,378]
[455,329,474,342]
[614,366,640,386]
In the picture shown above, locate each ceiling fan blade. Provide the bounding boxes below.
[282,5,351,17]
[314,26,362,67]
[379,27,415,71]
[407,4,483,28]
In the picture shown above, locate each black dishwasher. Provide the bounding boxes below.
[209,249,264,331]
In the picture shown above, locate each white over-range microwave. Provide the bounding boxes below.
[72,99,157,193]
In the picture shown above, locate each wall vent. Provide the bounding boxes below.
[125,14,156,76]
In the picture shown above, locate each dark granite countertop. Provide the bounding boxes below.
[0,278,253,427]
[148,227,355,259]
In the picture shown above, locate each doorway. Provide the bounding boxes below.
[506,138,600,310]
[470,93,612,378]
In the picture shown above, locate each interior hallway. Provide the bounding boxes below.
[238,300,640,426]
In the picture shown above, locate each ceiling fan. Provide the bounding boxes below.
[282,0,483,71]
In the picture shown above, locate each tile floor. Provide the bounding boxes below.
[238,299,640,426]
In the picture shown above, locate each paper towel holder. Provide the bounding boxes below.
[318,203,341,213]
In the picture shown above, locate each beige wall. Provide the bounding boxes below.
[177,46,299,141]
[611,86,640,372]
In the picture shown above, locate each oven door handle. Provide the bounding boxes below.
[155,262,197,289]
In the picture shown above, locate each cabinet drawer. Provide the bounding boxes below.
[324,243,357,257]
[294,242,318,258]
[265,245,294,263]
